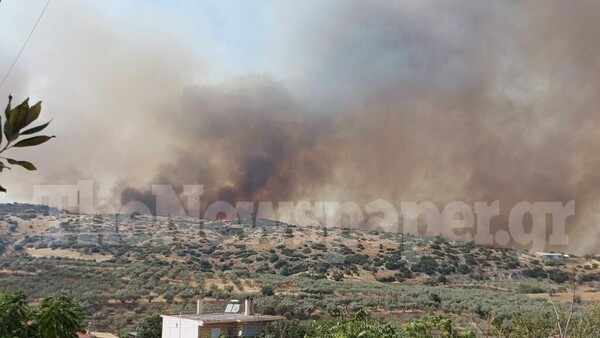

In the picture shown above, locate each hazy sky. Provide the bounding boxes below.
[1,1,279,76]
[0,0,298,202]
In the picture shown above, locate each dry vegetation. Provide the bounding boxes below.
[1,203,599,334]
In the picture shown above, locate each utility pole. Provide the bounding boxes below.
[179,312,182,338]
[399,233,404,260]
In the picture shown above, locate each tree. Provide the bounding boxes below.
[311,308,474,338]
[402,315,474,338]
[163,291,174,304]
[0,290,29,337]
[31,296,84,338]
[547,267,578,338]
[261,285,275,296]
[315,308,400,338]
[429,293,442,304]
[259,319,316,338]
[136,313,162,338]
[0,291,83,338]
[483,303,600,338]
[0,95,55,192]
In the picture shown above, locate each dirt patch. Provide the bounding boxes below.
[527,290,600,303]
[26,248,113,262]
[0,269,36,275]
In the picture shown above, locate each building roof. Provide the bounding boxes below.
[162,313,284,325]
[92,332,119,338]
[536,252,569,257]
[77,332,119,338]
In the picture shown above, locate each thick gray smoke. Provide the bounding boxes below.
[119,75,335,208]
[3,1,600,252]
[119,1,600,253]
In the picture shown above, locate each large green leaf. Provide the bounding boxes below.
[13,135,54,148]
[6,98,29,141]
[3,122,9,142]
[23,101,42,128]
[3,96,13,141]
[6,158,36,171]
[5,107,18,141]
[4,95,12,120]
[13,99,32,135]
[20,119,52,135]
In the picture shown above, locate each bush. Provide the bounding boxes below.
[547,269,569,284]
[259,319,316,338]
[376,276,396,283]
[261,285,275,296]
[518,284,545,294]
[522,267,547,279]
[344,254,369,265]
[412,256,439,275]
[580,273,600,282]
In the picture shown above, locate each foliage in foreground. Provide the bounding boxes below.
[486,304,600,338]
[260,303,600,338]
[260,307,474,338]
[134,312,162,338]
[0,95,55,192]
[0,290,84,338]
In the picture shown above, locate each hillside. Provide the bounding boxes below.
[1,203,600,333]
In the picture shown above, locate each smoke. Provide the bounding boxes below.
[118,75,335,208]
[3,1,600,252]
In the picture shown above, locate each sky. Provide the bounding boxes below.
[0,0,332,204]
[1,1,280,79]
[2,1,600,253]
[0,0,293,202]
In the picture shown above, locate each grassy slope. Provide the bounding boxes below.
[0,203,599,333]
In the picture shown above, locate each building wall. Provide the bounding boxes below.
[539,254,565,260]
[198,322,269,338]
[241,323,266,337]
[160,316,274,338]
[161,316,198,338]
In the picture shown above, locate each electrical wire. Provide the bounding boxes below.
[0,0,51,90]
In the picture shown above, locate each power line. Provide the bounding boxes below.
[0,0,51,90]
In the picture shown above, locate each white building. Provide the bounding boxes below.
[536,252,569,260]
[161,298,283,338]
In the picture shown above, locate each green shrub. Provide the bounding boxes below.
[344,254,369,265]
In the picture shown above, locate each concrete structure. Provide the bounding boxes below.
[161,298,283,338]
[92,333,119,338]
[78,331,119,338]
[536,252,569,260]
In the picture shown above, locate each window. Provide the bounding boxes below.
[210,328,221,338]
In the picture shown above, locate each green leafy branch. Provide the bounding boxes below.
[0,94,55,192]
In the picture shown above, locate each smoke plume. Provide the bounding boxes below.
[3,1,600,252]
